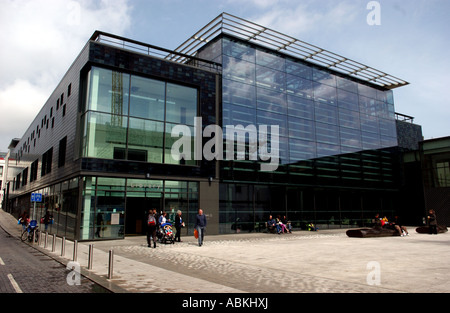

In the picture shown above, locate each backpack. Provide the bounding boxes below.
[148,214,156,226]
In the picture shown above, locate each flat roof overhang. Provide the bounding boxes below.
[169,12,409,90]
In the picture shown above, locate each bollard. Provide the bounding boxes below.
[38,230,42,246]
[73,240,78,262]
[107,250,114,280]
[61,237,66,257]
[44,232,48,249]
[52,234,56,252]
[88,244,94,270]
[32,229,36,244]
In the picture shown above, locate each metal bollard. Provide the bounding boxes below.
[61,237,66,257]
[107,250,114,280]
[38,230,42,246]
[44,232,48,249]
[73,240,78,262]
[52,234,56,252]
[88,244,94,270]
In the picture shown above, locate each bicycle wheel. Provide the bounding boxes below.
[21,230,29,242]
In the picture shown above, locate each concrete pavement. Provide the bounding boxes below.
[1,208,449,293]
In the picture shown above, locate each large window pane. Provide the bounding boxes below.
[222,37,255,62]
[257,110,287,137]
[256,65,285,92]
[165,123,196,165]
[286,59,312,80]
[286,75,313,99]
[88,67,130,115]
[315,122,339,145]
[339,108,360,129]
[289,138,316,161]
[223,104,257,126]
[87,67,129,115]
[314,82,337,105]
[337,89,359,112]
[129,76,165,121]
[223,79,256,108]
[166,83,197,126]
[128,118,164,163]
[82,111,127,159]
[312,68,336,87]
[223,56,255,85]
[287,96,314,120]
[256,87,287,115]
[315,102,338,125]
[256,49,285,71]
[288,116,315,141]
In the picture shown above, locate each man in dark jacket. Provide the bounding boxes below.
[195,209,207,246]
[147,209,158,248]
[175,210,184,242]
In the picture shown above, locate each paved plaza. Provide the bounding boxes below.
[1,208,449,293]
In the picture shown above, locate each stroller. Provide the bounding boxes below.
[157,222,175,244]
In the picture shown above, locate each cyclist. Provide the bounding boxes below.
[19,211,30,231]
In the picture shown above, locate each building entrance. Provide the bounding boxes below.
[125,193,162,235]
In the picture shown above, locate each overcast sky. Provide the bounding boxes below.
[0,0,449,151]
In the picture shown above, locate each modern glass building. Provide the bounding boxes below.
[3,13,424,240]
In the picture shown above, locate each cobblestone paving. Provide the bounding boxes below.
[0,226,109,293]
[105,233,402,293]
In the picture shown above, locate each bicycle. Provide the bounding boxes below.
[21,220,39,243]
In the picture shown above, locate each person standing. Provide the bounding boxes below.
[195,209,207,247]
[175,210,184,242]
[43,210,53,231]
[147,209,157,248]
[428,209,438,235]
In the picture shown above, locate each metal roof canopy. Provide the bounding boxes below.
[169,12,409,90]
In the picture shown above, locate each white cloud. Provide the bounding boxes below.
[0,79,48,144]
[243,0,360,37]
[0,0,132,150]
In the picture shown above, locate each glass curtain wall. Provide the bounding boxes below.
[80,177,199,240]
[29,178,79,240]
[81,67,198,165]
[199,36,399,232]
[220,183,396,233]
[218,36,397,164]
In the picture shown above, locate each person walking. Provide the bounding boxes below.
[195,209,207,247]
[43,210,53,231]
[175,210,184,242]
[147,209,158,248]
[427,209,438,235]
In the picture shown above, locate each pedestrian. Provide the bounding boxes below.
[373,213,382,230]
[175,210,184,242]
[427,209,438,235]
[195,209,207,247]
[147,209,157,248]
[43,210,53,231]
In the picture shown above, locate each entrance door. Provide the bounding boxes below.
[125,193,162,235]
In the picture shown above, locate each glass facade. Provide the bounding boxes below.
[209,37,398,164]
[81,67,198,165]
[15,178,80,241]
[197,35,400,233]
[80,177,199,240]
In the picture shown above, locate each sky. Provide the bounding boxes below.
[0,0,449,151]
